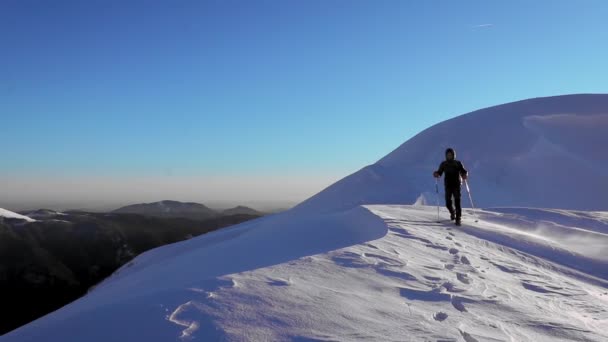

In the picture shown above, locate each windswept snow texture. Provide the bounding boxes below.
[294,94,608,214]
[5,205,608,342]
[0,208,35,222]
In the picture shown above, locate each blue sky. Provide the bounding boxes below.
[1,1,608,209]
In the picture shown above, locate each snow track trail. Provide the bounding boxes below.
[363,205,608,342]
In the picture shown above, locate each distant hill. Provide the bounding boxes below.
[112,201,266,220]
[221,205,263,216]
[112,200,218,220]
[19,209,65,220]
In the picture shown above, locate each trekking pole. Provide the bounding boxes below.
[464,179,478,223]
[435,178,440,222]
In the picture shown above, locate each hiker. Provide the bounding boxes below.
[433,148,468,225]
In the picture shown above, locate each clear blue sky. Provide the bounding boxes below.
[1,1,607,209]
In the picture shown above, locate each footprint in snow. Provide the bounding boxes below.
[459,329,480,342]
[433,311,449,321]
[268,278,291,287]
[449,248,459,255]
[457,272,471,284]
[442,281,466,293]
[425,244,449,251]
[451,296,467,312]
[460,256,471,265]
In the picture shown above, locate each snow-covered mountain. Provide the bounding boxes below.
[0,208,35,222]
[4,94,608,341]
[294,94,608,214]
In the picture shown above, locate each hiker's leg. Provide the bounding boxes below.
[445,188,454,217]
[454,186,462,219]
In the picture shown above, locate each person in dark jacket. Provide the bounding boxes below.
[433,148,468,225]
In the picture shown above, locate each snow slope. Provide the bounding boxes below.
[0,208,35,222]
[294,94,608,214]
[3,205,607,341]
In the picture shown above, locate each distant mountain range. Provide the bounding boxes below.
[0,206,262,335]
[17,209,64,220]
[111,200,263,220]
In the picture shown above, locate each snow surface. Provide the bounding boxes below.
[0,208,35,222]
[4,94,608,341]
[4,205,607,341]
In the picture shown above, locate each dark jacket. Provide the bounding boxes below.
[436,148,468,188]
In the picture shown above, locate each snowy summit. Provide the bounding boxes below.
[4,94,608,342]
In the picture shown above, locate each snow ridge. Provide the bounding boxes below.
[0,208,35,222]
